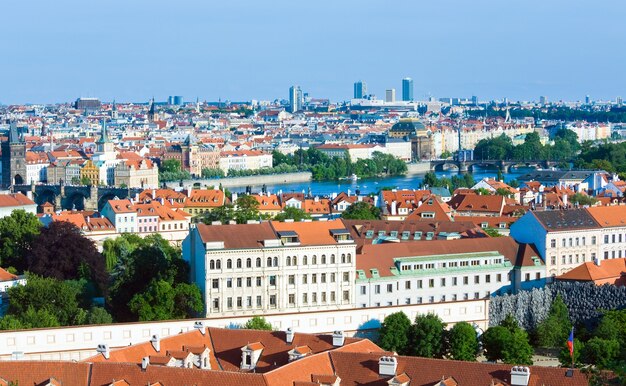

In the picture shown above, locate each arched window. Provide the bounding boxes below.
[227,259,232,269]
[236,259,242,268]
[273,257,278,267]
[303,256,308,265]
[341,254,346,264]
[347,253,352,263]
[256,258,262,268]
[312,255,317,265]
[293,256,298,266]
[286,256,291,266]
[331,254,336,264]
[209,260,215,270]
[267,257,272,267]
[321,254,326,264]
[216,260,222,269]
[246,258,252,268]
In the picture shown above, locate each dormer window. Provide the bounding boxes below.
[278,231,300,245]
[330,229,353,243]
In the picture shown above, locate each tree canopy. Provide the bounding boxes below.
[378,312,412,354]
[243,316,273,330]
[0,209,41,271]
[341,201,381,220]
[410,314,445,358]
[447,322,479,361]
[273,206,312,222]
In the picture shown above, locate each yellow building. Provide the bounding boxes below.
[80,160,100,186]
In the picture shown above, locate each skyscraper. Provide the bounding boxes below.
[385,89,396,103]
[353,81,367,99]
[289,85,302,113]
[402,78,414,101]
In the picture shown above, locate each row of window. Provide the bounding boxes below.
[550,236,596,248]
[399,258,503,271]
[367,273,505,294]
[208,254,353,271]
[285,253,352,266]
[550,253,595,266]
[211,290,351,312]
[365,230,434,240]
[362,291,490,307]
[294,272,350,285]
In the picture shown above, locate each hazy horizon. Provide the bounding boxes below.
[2,0,625,105]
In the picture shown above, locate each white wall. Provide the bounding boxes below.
[0,299,489,362]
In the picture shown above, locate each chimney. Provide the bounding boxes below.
[378,356,398,377]
[150,334,160,352]
[374,196,379,207]
[141,356,150,371]
[96,344,110,359]
[594,255,601,267]
[152,189,156,198]
[332,331,345,347]
[194,321,206,335]
[391,201,397,215]
[510,366,530,386]
[187,189,192,198]
[562,193,568,207]
[285,327,294,344]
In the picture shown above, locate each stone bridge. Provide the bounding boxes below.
[12,183,143,211]
[429,159,556,173]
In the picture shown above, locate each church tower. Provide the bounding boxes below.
[1,121,27,187]
[147,98,156,122]
[96,120,114,155]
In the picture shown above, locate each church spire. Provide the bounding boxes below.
[97,119,110,144]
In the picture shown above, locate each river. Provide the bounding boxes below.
[232,166,535,196]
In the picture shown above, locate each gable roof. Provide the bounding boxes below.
[196,222,278,248]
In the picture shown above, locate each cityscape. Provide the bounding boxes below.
[1,1,626,385]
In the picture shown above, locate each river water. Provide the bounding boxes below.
[235,166,534,196]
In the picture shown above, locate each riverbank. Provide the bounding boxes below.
[406,162,432,175]
[164,172,312,189]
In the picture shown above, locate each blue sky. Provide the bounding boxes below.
[1,0,624,104]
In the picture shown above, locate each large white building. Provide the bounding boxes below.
[219,150,272,175]
[355,237,545,308]
[183,219,357,317]
[510,206,626,277]
[0,193,37,218]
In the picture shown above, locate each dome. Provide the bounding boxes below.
[389,118,428,137]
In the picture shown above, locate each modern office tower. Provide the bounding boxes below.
[168,96,184,105]
[539,96,547,105]
[617,96,623,106]
[401,78,414,101]
[585,95,591,104]
[385,89,396,103]
[353,81,367,99]
[471,95,478,106]
[289,85,302,113]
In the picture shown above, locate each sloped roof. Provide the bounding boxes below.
[557,258,626,285]
[196,222,278,248]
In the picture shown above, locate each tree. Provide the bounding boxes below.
[26,221,107,292]
[80,175,92,186]
[570,193,597,206]
[341,201,381,220]
[410,314,445,358]
[203,204,235,224]
[482,326,511,362]
[582,337,620,369]
[129,280,176,321]
[558,338,583,367]
[502,329,534,365]
[243,316,273,330]
[0,209,41,271]
[87,307,113,325]
[536,294,571,348]
[201,168,225,179]
[474,187,491,196]
[378,312,412,354]
[495,188,513,197]
[484,228,503,238]
[108,235,196,322]
[274,206,312,222]
[448,322,479,361]
[6,275,83,326]
[234,195,261,224]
